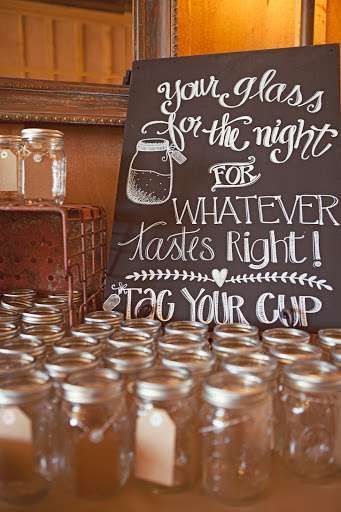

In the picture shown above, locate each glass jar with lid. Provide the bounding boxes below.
[282,360,341,480]
[0,135,23,203]
[262,328,310,351]
[0,323,20,342]
[60,368,131,499]
[107,331,155,352]
[71,323,114,343]
[48,291,82,326]
[212,337,261,369]
[20,128,66,205]
[0,309,21,327]
[34,297,69,330]
[0,297,32,314]
[22,306,64,330]
[53,335,102,357]
[120,318,161,339]
[84,310,123,329]
[2,289,37,302]
[317,329,341,361]
[164,320,209,339]
[134,367,196,492]
[213,323,259,342]
[158,333,209,357]
[0,370,52,504]
[200,372,272,504]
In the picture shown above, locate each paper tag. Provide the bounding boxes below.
[171,150,187,165]
[135,409,176,486]
[0,407,32,442]
[0,150,17,191]
[103,293,121,312]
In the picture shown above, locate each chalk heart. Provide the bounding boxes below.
[212,268,228,288]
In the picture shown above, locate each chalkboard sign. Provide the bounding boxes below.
[106,44,341,331]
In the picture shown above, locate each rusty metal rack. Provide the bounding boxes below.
[0,204,107,326]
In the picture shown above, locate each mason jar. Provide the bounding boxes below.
[331,348,341,368]
[0,323,20,341]
[213,323,259,342]
[158,333,209,357]
[212,337,261,369]
[0,135,23,203]
[0,370,52,504]
[60,368,131,499]
[22,325,65,346]
[317,329,341,361]
[0,309,21,327]
[0,352,36,376]
[22,306,64,329]
[34,297,69,330]
[84,310,123,329]
[134,367,196,492]
[107,331,155,352]
[2,289,37,302]
[282,360,341,480]
[262,328,310,352]
[71,323,114,343]
[0,297,32,314]
[161,349,215,392]
[48,291,82,326]
[200,372,272,504]
[268,343,322,455]
[120,318,161,339]
[165,321,209,339]
[53,335,102,357]
[20,128,66,205]
[1,335,47,364]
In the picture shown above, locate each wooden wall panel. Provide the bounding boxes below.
[177,0,301,56]
[326,0,341,43]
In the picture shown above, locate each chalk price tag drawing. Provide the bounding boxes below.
[107,44,341,331]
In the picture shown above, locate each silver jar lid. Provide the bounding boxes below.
[158,333,208,354]
[262,328,310,347]
[0,352,36,376]
[21,128,64,142]
[120,318,161,336]
[212,338,261,358]
[1,335,47,359]
[84,310,123,327]
[48,291,82,306]
[213,323,259,341]
[107,331,155,350]
[44,352,99,380]
[268,343,322,365]
[284,360,341,393]
[135,367,193,400]
[161,349,215,377]
[0,309,21,325]
[104,346,155,374]
[22,306,64,325]
[62,368,123,404]
[34,297,69,311]
[53,335,102,356]
[71,323,114,341]
[222,353,278,381]
[203,372,267,408]
[0,323,20,340]
[2,289,37,301]
[317,329,341,350]
[0,298,32,313]
[23,324,65,344]
[164,320,208,337]
[0,370,51,405]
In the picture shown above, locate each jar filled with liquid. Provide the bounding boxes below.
[134,367,197,492]
[127,138,173,205]
[20,128,66,205]
[0,135,23,203]
[282,360,341,480]
[61,368,131,499]
[200,372,272,504]
[0,370,52,505]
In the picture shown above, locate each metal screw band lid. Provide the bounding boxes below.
[44,352,99,380]
[53,335,102,356]
[22,306,64,325]
[120,318,161,336]
[135,367,193,401]
[0,309,21,325]
[213,323,259,340]
[164,320,208,337]
[84,310,123,327]
[71,323,114,341]
[161,349,215,376]
[0,370,51,405]
[0,298,32,313]
[62,368,123,404]
[0,135,22,145]
[203,372,267,408]
[0,324,20,340]
[48,291,82,306]
[222,353,278,381]
[136,138,169,152]
[34,297,69,311]
[3,289,37,301]
[284,360,341,393]
[317,329,341,350]
[104,346,155,373]
[158,333,208,354]
[107,331,154,350]
[21,128,64,141]
[268,343,322,365]
[262,328,310,346]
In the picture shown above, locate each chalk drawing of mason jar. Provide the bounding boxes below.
[126,138,173,205]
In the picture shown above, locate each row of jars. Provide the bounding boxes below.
[0,129,66,205]
[1,325,341,506]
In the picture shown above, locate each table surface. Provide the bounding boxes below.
[1,461,340,512]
